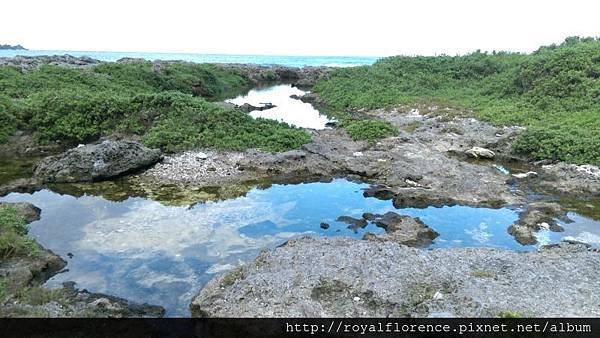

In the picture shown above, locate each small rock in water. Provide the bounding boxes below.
[320,222,330,229]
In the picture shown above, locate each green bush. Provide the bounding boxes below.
[140,92,311,153]
[345,119,398,143]
[315,37,600,164]
[0,95,17,143]
[15,89,135,143]
[0,61,309,152]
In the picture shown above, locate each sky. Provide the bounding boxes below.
[1,0,599,56]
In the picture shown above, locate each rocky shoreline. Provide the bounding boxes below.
[1,56,600,317]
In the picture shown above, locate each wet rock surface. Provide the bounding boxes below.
[191,236,600,317]
[35,140,162,183]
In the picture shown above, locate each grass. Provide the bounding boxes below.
[0,205,39,259]
[314,37,600,165]
[0,61,310,153]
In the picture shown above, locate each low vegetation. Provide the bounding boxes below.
[315,37,600,165]
[0,61,310,152]
[345,119,398,143]
[0,206,38,259]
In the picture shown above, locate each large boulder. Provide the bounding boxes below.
[35,140,162,183]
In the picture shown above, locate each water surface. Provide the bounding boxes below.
[226,84,333,129]
[0,50,379,67]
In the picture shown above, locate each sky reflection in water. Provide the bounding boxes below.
[3,179,598,316]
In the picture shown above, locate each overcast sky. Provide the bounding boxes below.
[1,0,598,56]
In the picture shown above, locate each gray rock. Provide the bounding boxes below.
[191,237,600,317]
[538,163,600,196]
[35,140,162,183]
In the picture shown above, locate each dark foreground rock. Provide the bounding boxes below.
[35,140,162,183]
[191,237,600,317]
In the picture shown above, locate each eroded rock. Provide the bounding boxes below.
[507,202,568,245]
[35,140,162,183]
[365,212,439,247]
[191,237,600,317]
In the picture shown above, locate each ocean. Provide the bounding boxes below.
[0,50,381,67]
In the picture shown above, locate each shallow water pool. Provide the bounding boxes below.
[2,178,597,316]
[226,84,333,129]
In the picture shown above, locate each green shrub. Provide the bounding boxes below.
[140,92,311,153]
[0,62,308,152]
[0,95,17,143]
[345,119,397,143]
[314,37,600,164]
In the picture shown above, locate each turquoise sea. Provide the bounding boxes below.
[0,50,380,67]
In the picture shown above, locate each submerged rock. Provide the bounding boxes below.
[191,237,600,317]
[35,140,162,183]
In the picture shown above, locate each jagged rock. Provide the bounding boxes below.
[35,140,162,183]
[365,212,439,247]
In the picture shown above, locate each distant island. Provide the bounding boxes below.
[0,44,27,50]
